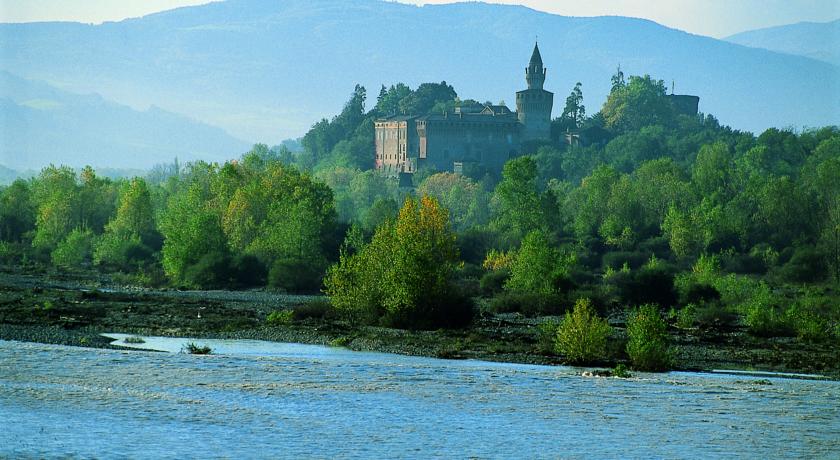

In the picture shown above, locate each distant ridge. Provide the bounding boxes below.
[0,0,838,149]
[725,19,840,67]
[0,72,250,170]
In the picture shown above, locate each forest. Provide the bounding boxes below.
[2,70,839,369]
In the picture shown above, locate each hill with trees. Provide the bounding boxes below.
[1,0,837,150]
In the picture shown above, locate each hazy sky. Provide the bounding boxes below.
[0,0,838,37]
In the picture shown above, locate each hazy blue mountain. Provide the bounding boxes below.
[0,72,250,171]
[1,0,838,144]
[725,19,840,67]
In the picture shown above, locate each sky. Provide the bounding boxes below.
[0,0,838,37]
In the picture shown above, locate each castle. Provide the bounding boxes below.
[375,43,554,175]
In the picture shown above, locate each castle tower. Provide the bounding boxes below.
[516,42,554,141]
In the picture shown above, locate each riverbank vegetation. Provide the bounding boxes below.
[1,70,839,372]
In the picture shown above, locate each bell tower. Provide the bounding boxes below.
[516,42,554,141]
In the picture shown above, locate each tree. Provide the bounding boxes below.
[31,165,79,252]
[492,157,545,244]
[325,195,471,329]
[419,172,489,231]
[560,82,585,129]
[0,179,36,243]
[601,75,674,133]
[554,298,611,364]
[94,178,160,268]
[626,304,670,371]
[51,227,95,268]
[505,230,575,295]
[610,64,626,94]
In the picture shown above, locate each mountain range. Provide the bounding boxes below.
[725,19,840,67]
[1,0,838,170]
[0,72,249,171]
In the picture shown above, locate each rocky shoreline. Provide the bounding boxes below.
[1,269,838,379]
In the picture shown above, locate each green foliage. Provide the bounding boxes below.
[505,230,575,295]
[268,258,323,293]
[537,318,561,354]
[51,227,95,268]
[492,156,545,243]
[560,82,585,129]
[266,310,294,326]
[325,195,472,329]
[0,179,36,243]
[94,178,159,269]
[626,304,671,371]
[554,298,611,364]
[612,363,631,378]
[182,342,212,355]
[601,75,675,133]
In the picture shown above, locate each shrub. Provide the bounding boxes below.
[612,363,631,378]
[554,298,611,364]
[694,303,739,332]
[325,195,472,330]
[786,294,836,343]
[608,266,677,308]
[479,269,510,295]
[774,247,827,283]
[230,254,267,288]
[626,304,671,371]
[266,310,294,326]
[292,299,337,321]
[183,251,232,289]
[182,342,212,354]
[536,318,561,354]
[670,304,697,329]
[51,228,95,268]
[601,251,649,271]
[268,258,323,293]
[124,336,145,344]
[741,283,794,337]
[505,230,576,295]
[679,282,721,305]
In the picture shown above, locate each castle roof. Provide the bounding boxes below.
[529,42,543,69]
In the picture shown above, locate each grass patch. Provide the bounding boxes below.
[124,336,146,344]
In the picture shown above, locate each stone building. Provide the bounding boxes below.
[375,43,554,175]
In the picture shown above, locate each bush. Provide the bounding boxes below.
[626,304,671,371]
[669,304,697,329]
[741,283,794,337]
[230,254,267,288]
[51,228,95,268]
[537,318,561,354]
[786,294,837,342]
[679,282,721,305]
[694,302,739,332]
[268,258,323,293]
[554,298,611,364]
[266,310,294,326]
[292,299,337,321]
[183,251,232,289]
[608,266,677,308]
[479,269,510,295]
[774,247,827,283]
[601,251,649,271]
[182,342,212,354]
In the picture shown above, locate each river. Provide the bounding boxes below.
[1,337,838,459]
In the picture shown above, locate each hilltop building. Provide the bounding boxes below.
[375,43,554,174]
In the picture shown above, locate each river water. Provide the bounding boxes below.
[1,337,838,459]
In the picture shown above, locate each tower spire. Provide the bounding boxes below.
[526,41,546,90]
